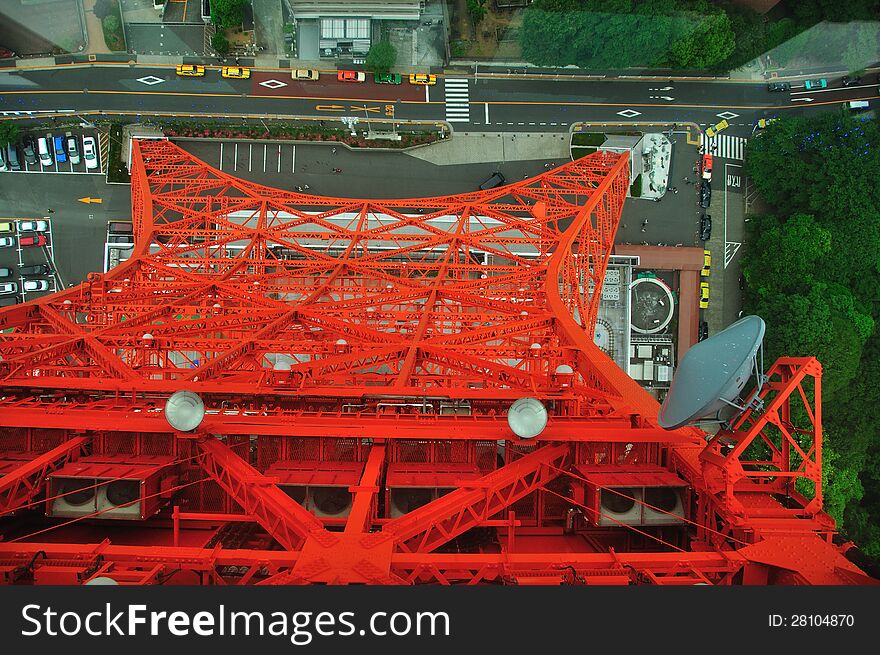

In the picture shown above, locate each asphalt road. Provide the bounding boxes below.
[1,65,877,138]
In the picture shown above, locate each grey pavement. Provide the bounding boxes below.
[119,0,161,23]
[406,131,569,165]
[127,23,205,56]
[252,0,284,56]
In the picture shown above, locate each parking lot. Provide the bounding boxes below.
[0,219,62,304]
[2,129,108,175]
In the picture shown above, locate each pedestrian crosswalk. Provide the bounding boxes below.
[444,78,470,123]
[700,132,747,161]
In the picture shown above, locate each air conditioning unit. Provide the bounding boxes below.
[48,457,175,521]
[96,479,146,520]
[269,461,364,520]
[389,487,437,518]
[47,477,98,518]
[598,487,642,526]
[642,486,686,525]
[310,486,353,518]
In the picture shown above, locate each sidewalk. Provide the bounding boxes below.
[83,0,110,54]
[405,132,569,166]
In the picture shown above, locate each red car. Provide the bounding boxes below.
[19,235,47,247]
[337,70,365,83]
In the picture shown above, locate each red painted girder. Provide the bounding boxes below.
[195,437,335,551]
[344,443,386,534]
[0,540,747,585]
[0,436,90,516]
[372,442,571,553]
[0,407,696,443]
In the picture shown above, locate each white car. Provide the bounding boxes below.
[0,236,14,248]
[23,279,49,292]
[18,220,49,233]
[82,136,98,170]
[66,136,81,165]
[0,282,18,295]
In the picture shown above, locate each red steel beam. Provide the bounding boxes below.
[0,436,90,516]
[375,442,571,553]
[195,436,335,551]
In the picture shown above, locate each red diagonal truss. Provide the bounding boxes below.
[0,139,871,585]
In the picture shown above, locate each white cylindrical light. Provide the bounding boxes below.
[164,390,205,432]
[507,397,548,439]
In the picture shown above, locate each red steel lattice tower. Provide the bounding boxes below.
[0,140,872,585]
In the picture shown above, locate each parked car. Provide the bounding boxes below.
[19,263,52,277]
[699,180,711,208]
[52,134,66,164]
[337,70,365,83]
[66,134,80,165]
[698,321,709,342]
[19,235,47,247]
[701,154,712,181]
[221,66,250,79]
[409,73,437,86]
[176,64,205,77]
[0,282,18,295]
[5,143,21,171]
[0,267,11,278]
[479,171,505,191]
[705,119,729,138]
[36,136,52,166]
[374,72,402,85]
[82,136,98,170]
[23,279,49,292]
[0,221,14,233]
[767,81,790,92]
[804,78,827,90]
[18,220,49,232]
[701,250,711,277]
[842,75,863,87]
[0,236,14,248]
[21,138,37,165]
[292,69,320,81]
[699,282,710,309]
[700,215,712,242]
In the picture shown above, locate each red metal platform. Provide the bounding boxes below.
[0,139,872,585]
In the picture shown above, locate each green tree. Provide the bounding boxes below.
[0,121,21,146]
[467,0,488,23]
[212,32,230,56]
[93,0,117,20]
[211,0,248,29]
[668,12,735,69]
[365,40,397,74]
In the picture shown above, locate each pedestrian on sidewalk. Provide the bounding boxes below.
[641,227,647,233]
[670,187,678,194]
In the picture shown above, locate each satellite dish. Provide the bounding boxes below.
[507,397,548,439]
[658,315,765,430]
[164,390,205,432]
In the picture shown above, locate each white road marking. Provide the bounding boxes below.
[219,142,224,170]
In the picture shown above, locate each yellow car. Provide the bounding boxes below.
[221,66,251,79]
[409,73,437,86]
[699,282,710,309]
[705,119,729,138]
[292,69,320,81]
[701,250,711,277]
[176,64,205,77]
[0,221,14,233]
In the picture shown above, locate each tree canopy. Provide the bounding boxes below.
[365,40,397,74]
[742,112,880,553]
[211,0,248,30]
[520,0,735,70]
